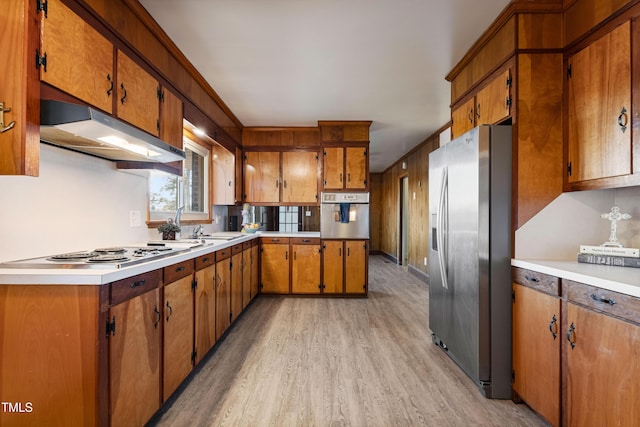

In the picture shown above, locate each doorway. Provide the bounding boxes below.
[399,175,409,265]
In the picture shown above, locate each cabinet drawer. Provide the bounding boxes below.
[260,237,290,244]
[291,237,320,245]
[512,267,559,296]
[243,241,252,250]
[564,280,640,325]
[215,247,231,262]
[164,260,195,284]
[110,269,161,305]
[231,243,244,254]
[195,253,215,270]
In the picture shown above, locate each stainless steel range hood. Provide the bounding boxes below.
[40,100,186,163]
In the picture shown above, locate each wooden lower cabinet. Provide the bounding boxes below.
[250,241,260,299]
[215,248,232,340]
[110,287,161,427]
[162,273,194,401]
[231,244,243,323]
[242,242,252,309]
[344,240,367,294]
[322,240,344,293]
[194,256,216,365]
[291,239,321,294]
[512,280,560,427]
[260,238,291,294]
[564,281,640,427]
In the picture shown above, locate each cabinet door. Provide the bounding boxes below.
[244,151,280,203]
[322,240,344,293]
[345,240,367,294]
[261,244,290,294]
[1,0,40,176]
[231,252,243,322]
[345,147,367,189]
[291,244,321,293]
[323,147,344,189]
[250,244,260,299]
[567,22,631,183]
[163,275,194,401]
[159,87,183,150]
[475,69,511,126]
[212,144,235,205]
[41,0,113,114]
[116,50,160,136]
[566,302,640,426]
[242,248,252,309]
[512,284,560,427]
[282,151,319,203]
[451,97,476,139]
[215,257,231,339]
[110,289,161,427]
[195,264,215,365]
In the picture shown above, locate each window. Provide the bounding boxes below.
[149,137,210,223]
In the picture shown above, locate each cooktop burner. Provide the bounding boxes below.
[0,245,191,270]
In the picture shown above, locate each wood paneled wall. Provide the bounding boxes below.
[370,133,439,277]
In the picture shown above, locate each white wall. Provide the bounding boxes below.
[0,145,156,262]
[515,186,640,259]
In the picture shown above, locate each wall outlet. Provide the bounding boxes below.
[129,210,141,227]
[305,210,311,217]
[424,256,428,266]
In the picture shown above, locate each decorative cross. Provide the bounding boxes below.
[601,205,631,247]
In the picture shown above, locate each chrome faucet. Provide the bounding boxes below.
[191,224,203,238]
[174,205,185,228]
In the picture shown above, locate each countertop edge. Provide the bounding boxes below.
[512,259,640,298]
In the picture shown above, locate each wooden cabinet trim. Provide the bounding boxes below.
[163,259,195,284]
[215,248,232,262]
[291,237,321,245]
[512,267,560,296]
[195,253,215,270]
[564,279,640,325]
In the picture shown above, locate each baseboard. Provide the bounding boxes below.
[377,252,397,264]
[408,265,429,283]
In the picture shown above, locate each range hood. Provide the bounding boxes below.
[40,100,186,163]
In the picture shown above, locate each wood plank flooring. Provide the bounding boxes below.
[149,256,547,426]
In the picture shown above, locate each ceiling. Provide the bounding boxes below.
[138,0,510,172]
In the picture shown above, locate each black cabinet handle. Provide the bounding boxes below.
[120,83,127,104]
[106,74,114,97]
[203,257,210,263]
[175,266,185,273]
[567,322,576,349]
[524,275,540,283]
[548,314,558,340]
[166,300,173,321]
[618,106,628,133]
[154,306,161,329]
[302,239,311,243]
[590,293,616,305]
[130,279,146,288]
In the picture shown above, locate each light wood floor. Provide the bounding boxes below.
[149,256,547,426]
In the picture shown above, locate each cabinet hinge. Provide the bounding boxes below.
[567,64,572,79]
[506,75,512,87]
[315,154,319,160]
[364,179,368,185]
[35,49,47,72]
[363,149,367,156]
[323,179,327,186]
[512,370,515,382]
[567,161,572,176]
[36,0,48,17]
[157,86,165,102]
[323,150,327,156]
[191,350,197,364]
[319,283,325,291]
[229,261,232,269]
[192,278,198,291]
[106,316,116,337]
[512,290,516,303]
[156,119,160,132]
[229,312,232,321]
[506,97,512,108]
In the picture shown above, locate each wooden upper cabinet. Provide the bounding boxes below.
[116,50,160,136]
[451,69,511,140]
[245,151,319,204]
[323,147,344,189]
[345,147,367,189]
[159,88,183,150]
[475,69,511,127]
[1,0,40,176]
[212,144,236,205]
[567,21,631,184]
[282,151,319,203]
[244,151,280,203]
[451,97,476,139]
[41,0,114,113]
[323,146,368,190]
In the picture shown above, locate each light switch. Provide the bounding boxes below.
[129,210,141,227]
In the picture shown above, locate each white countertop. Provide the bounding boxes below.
[0,234,258,286]
[512,259,640,298]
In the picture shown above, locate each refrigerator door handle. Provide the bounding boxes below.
[437,166,448,289]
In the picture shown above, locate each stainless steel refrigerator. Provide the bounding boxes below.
[428,125,512,399]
